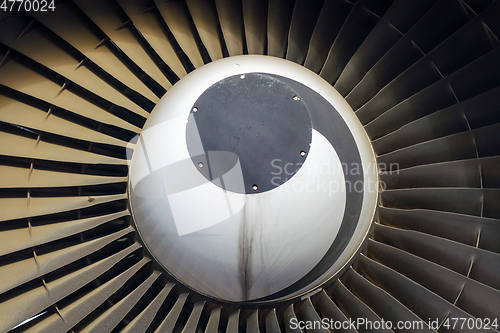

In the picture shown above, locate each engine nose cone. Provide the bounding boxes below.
[128,56,378,303]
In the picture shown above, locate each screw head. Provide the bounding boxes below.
[300,151,306,157]
[193,107,198,112]
[240,74,245,79]
[252,185,258,191]
[293,96,301,101]
[198,162,204,168]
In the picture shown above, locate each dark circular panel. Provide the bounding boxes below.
[186,73,312,194]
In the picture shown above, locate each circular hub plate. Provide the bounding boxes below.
[187,73,311,194]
